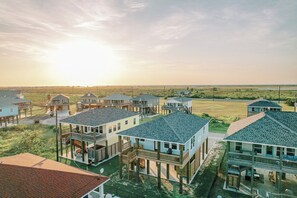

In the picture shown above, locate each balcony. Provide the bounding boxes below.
[228,152,297,174]
[70,132,107,142]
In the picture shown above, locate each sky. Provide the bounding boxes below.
[0,0,297,86]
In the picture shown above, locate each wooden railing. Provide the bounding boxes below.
[228,152,297,173]
[122,141,131,152]
[70,132,106,142]
[137,149,190,166]
[122,149,136,164]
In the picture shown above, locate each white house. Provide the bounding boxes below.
[118,112,209,194]
[162,97,192,114]
[247,98,281,117]
[59,108,139,165]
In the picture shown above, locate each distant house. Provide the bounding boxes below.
[224,111,297,196]
[0,153,109,198]
[59,108,139,165]
[132,94,160,116]
[77,92,100,112]
[295,102,297,112]
[247,98,281,117]
[176,90,191,96]
[102,94,132,111]
[118,112,209,194]
[0,90,32,117]
[162,97,192,114]
[46,94,70,114]
[0,98,19,127]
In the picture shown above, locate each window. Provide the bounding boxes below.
[164,142,170,148]
[287,148,295,156]
[118,123,121,130]
[125,120,128,125]
[10,108,13,112]
[172,144,177,150]
[277,147,284,157]
[113,125,117,132]
[84,127,88,132]
[252,107,255,112]
[254,144,262,154]
[266,146,273,155]
[99,126,103,133]
[235,142,242,152]
[108,126,112,133]
[133,118,136,125]
[191,136,196,149]
[0,108,2,112]
[92,127,99,133]
[140,139,145,142]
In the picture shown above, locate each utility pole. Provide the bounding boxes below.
[55,110,59,162]
[278,85,281,103]
[163,86,166,97]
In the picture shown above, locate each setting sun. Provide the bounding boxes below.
[47,39,121,85]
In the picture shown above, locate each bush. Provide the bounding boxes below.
[285,98,296,106]
[13,130,45,154]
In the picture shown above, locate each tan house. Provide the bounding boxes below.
[102,94,132,110]
[46,94,70,114]
[118,112,209,194]
[77,92,101,112]
[59,107,139,165]
[0,153,109,198]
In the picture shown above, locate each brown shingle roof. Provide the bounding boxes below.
[0,153,109,198]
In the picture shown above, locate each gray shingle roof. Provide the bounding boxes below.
[119,112,209,144]
[247,98,281,108]
[168,97,192,103]
[0,90,21,98]
[103,94,132,101]
[51,94,69,100]
[80,92,97,99]
[225,111,297,148]
[132,94,158,101]
[0,97,30,108]
[60,108,139,126]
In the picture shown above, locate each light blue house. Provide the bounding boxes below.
[118,112,210,194]
[0,98,19,127]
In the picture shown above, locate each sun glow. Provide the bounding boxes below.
[47,39,121,85]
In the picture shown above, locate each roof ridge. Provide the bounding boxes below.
[162,115,183,142]
[266,113,297,135]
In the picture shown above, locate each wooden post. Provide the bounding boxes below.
[157,162,161,188]
[206,138,208,154]
[136,138,140,182]
[119,136,123,179]
[82,141,85,162]
[166,164,170,180]
[179,144,184,194]
[157,141,161,188]
[4,117,7,127]
[16,115,19,124]
[202,141,205,160]
[59,123,63,156]
[105,140,109,159]
[251,144,255,194]
[226,141,230,188]
[186,162,190,184]
[70,139,74,159]
[278,147,283,193]
[147,159,150,175]
[80,126,84,163]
